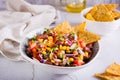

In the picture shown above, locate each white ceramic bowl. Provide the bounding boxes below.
[80,7,120,36]
[20,28,99,74]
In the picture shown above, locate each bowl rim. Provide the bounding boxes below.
[81,7,120,23]
[19,28,100,69]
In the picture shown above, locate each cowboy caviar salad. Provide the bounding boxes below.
[25,21,101,67]
[25,29,95,67]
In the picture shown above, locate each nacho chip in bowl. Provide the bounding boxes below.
[105,4,119,11]
[85,4,120,22]
[53,21,72,33]
[72,22,86,33]
[78,31,101,44]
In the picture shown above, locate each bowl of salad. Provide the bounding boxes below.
[20,28,99,74]
[20,21,101,74]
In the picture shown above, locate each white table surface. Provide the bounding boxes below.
[0,2,120,80]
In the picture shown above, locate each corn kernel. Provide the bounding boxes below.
[66,46,70,51]
[59,45,62,50]
[54,47,58,51]
[51,60,55,63]
[48,36,53,41]
[38,39,43,43]
[49,53,53,60]
[69,58,74,62]
[42,51,46,55]
[62,46,66,50]
[78,55,84,60]
[47,47,51,51]
[85,52,88,57]
[43,40,48,45]
[47,41,53,47]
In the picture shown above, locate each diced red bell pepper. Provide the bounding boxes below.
[33,53,41,61]
[74,60,85,66]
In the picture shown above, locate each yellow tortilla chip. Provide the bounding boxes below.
[72,22,86,34]
[93,4,114,21]
[96,4,109,14]
[53,21,72,33]
[78,31,101,44]
[85,13,95,21]
[53,21,101,44]
[88,6,98,16]
[105,4,119,11]
[86,4,119,21]
[95,63,120,80]
[94,12,114,21]
[112,11,120,20]
[95,73,120,80]
[105,63,120,76]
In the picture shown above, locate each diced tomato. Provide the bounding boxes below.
[78,40,86,48]
[53,32,58,41]
[30,43,36,49]
[29,40,33,47]
[32,48,37,53]
[33,53,41,61]
[29,40,37,49]
[74,60,85,66]
[73,51,78,55]
[53,36,56,42]
[57,51,62,54]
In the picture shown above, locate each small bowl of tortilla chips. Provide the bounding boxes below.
[20,21,101,74]
[80,4,120,36]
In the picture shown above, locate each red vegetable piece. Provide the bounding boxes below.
[30,43,36,49]
[33,53,41,61]
[74,60,85,66]
[78,40,86,48]
[73,51,78,55]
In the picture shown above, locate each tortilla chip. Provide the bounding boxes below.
[86,13,95,21]
[95,63,120,80]
[86,4,119,21]
[105,4,119,11]
[88,6,98,16]
[112,11,120,20]
[95,73,120,80]
[94,12,114,21]
[93,4,114,21]
[96,4,109,14]
[53,21,72,33]
[53,21,101,44]
[105,63,120,76]
[72,22,86,34]
[78,31,101,44]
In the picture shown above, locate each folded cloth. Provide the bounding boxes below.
[0,0,58,60]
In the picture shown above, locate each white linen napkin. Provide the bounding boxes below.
[0,0,58,60]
